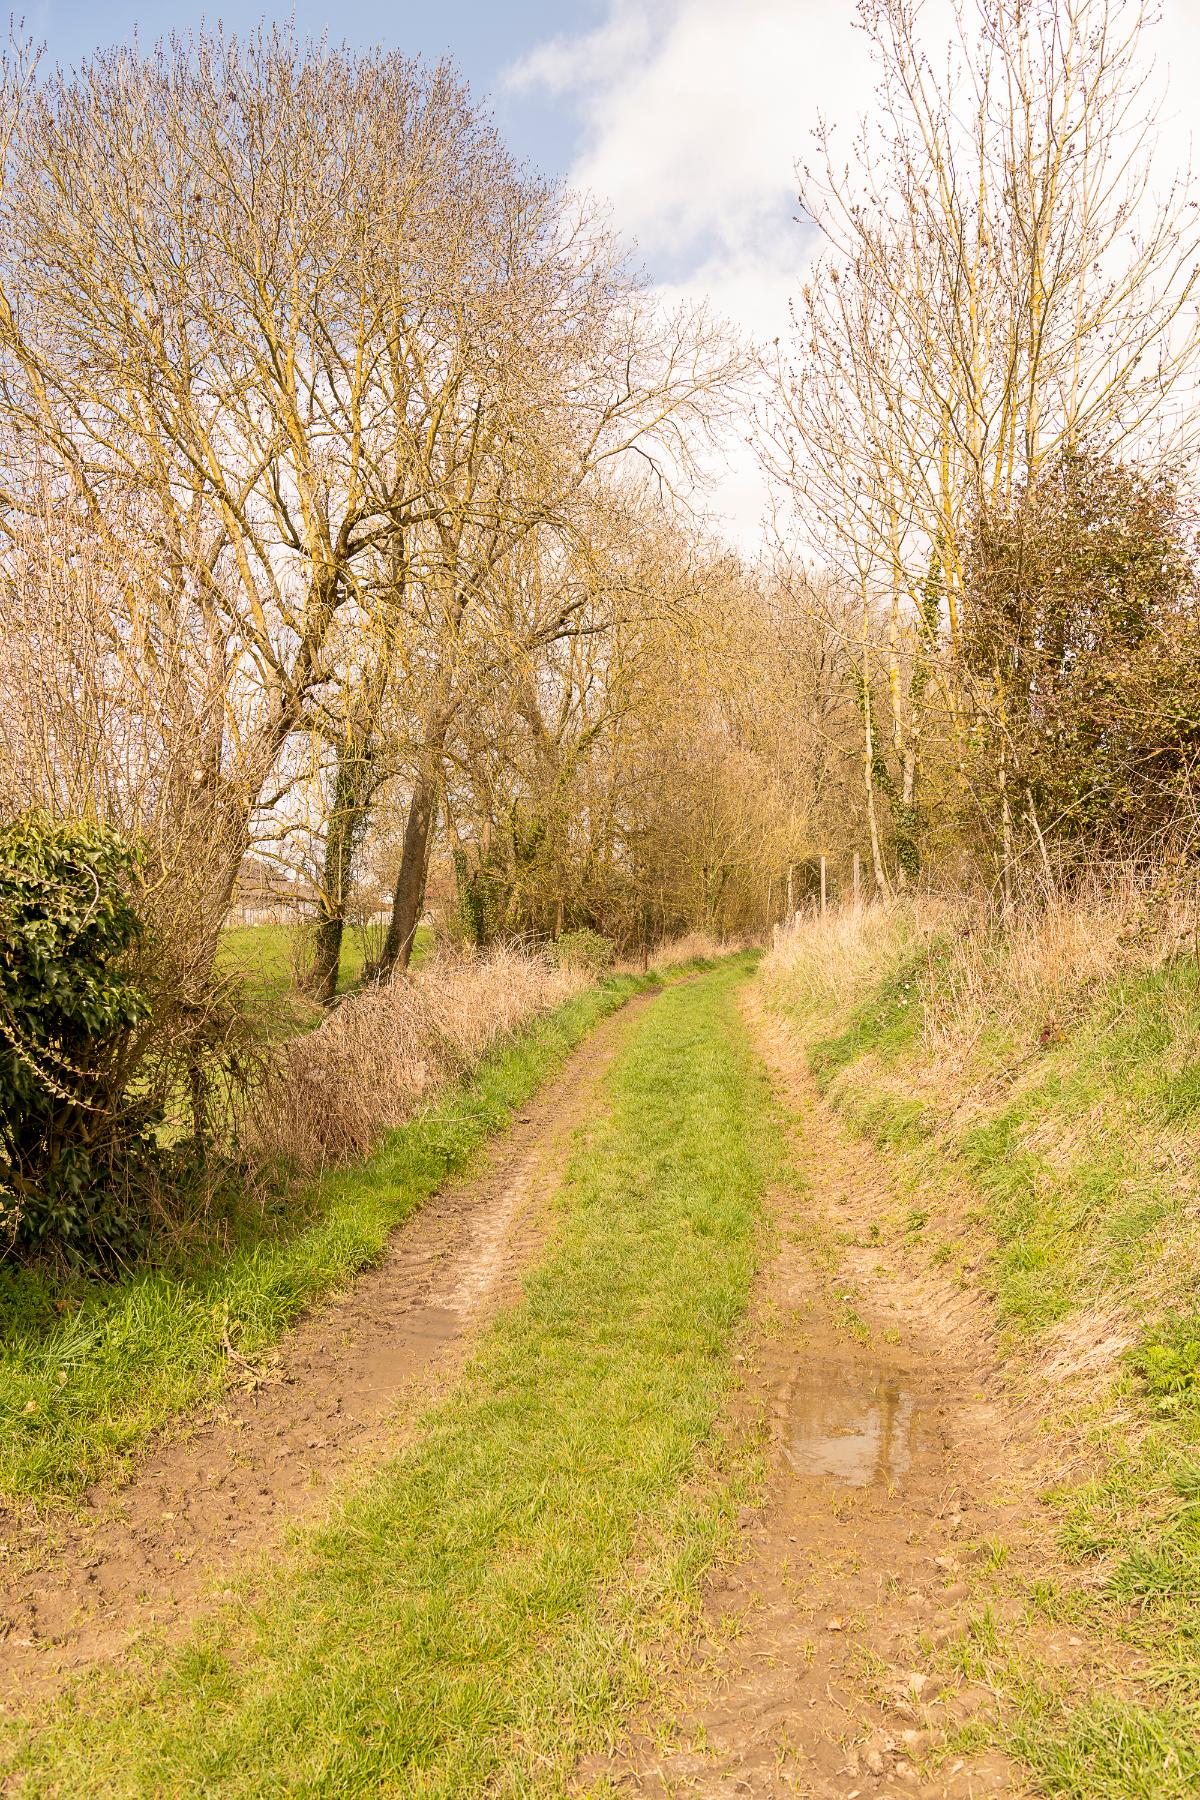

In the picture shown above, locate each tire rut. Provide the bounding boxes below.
[583,991,1061,1799]
[0,992,651,1704]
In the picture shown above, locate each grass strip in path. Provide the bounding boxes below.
[4,953,772,1796]
[1,978,641,1505]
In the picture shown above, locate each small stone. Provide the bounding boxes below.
[826,1615,848,1631]
[864,1748,886,1776]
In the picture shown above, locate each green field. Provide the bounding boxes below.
[217,919,433,1014]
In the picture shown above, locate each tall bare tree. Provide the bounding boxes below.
[772,0,1200,888]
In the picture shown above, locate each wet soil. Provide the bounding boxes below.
[0,994,650,1704]
[582,994,1065,1799]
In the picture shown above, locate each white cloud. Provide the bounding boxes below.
[508,0,1200,551]
[510,0,872,278]
[507,0,874,549]
[504,4,659,98]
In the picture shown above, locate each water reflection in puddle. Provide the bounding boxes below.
[785,1365,918,1487]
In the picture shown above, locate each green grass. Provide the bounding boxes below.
[801,957,1200,1341]
[3,955,772,1796]
[807,947,930,1082]
[217,920,433,1015]
[0,977,640,1505]
[1012,1693,1200,1800]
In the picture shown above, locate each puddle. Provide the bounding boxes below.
[785,1363,918,1487]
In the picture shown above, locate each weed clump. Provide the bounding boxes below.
[1129,1316,1200,1419]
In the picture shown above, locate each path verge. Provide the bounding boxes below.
[1,979,639,1508]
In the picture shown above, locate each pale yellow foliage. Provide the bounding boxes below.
[250,948,587,1170]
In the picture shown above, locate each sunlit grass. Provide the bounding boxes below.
[3,955,771,1795]
[0,977,637,1504]
[216,919,433,1021]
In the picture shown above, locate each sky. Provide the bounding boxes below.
[25,0,1200,547]
[28,2,611,173]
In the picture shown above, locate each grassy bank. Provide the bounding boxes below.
[761,899,1200,1799]
[4,955,772,1795]
[0,975,639,1506]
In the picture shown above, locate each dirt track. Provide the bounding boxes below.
[3,980,1113,1794]
[0,994,650,1703]
[583,995,1077,1799]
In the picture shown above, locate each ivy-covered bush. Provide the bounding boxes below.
[0,812,157,1262]
[550,928,615,975]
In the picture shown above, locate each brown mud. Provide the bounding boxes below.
[0,993,650,1704]
[582,994,1095,1800]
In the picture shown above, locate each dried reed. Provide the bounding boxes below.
[250,947,588,1170]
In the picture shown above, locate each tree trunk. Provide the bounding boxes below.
[860,628,890,899]
[311,736,375,1004]
[995,666,1014,916]
[379,762,439,977]
[310,912,345,1007]
[999,754,1014,917]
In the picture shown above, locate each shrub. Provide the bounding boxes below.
[963,450,1200,859]
[0,812,158,1261]
[550,928,615,975]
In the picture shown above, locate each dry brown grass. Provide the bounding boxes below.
[760,898,953,1025]
[762,868,1200,1063]
[642,929,755,973]
[923,866,1200,1062]
[250,947,588,1170]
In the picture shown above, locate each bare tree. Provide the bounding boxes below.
[0,29,613,968]
[367,267,743,976]
[772,0,1200,887]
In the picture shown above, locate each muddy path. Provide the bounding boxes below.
[0,993,651,1704]
[585,994,1075,1799]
